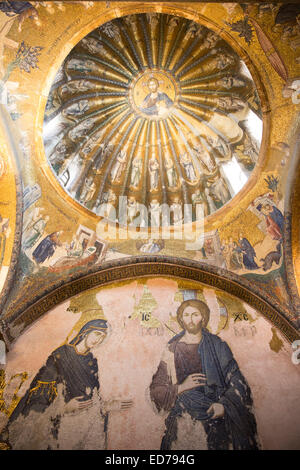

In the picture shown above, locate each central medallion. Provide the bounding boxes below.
[130,71,177,120]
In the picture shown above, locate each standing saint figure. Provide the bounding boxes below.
[193,145,216,173]
[149,199,161,228]
[1,320,133,450]
[127,196,140,225]
[149,156,160,191]
[111,150,127,183]
[130,156,142,188]
[80,176,96,204]
[140,78,173,117]
[165,157,177,188]
[149,299,259,450]
[170,197,183,225]
[192,188,209,217]
[180,153,197,182]
[236,234,259,270]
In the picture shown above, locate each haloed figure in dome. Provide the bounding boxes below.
[140,78,173,117]
[1,320,133,450]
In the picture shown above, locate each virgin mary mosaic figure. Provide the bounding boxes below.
[1,320,133,449]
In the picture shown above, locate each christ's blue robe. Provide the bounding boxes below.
[140,92,173,115]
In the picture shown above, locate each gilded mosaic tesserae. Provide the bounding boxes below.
[0,1,299,451]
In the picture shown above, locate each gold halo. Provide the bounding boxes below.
[129,70,179,121]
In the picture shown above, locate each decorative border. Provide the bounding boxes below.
[5,256,299,345]
[54,1,300,4]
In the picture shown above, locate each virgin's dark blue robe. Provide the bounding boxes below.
[1,320,108,450]
[150,329,259,450]
[7,344,100,424]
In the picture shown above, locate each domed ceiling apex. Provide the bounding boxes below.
[43,13,263,227]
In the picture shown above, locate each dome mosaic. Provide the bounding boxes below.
[43,13,263,227]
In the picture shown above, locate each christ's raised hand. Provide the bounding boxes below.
[178,373,207,394]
